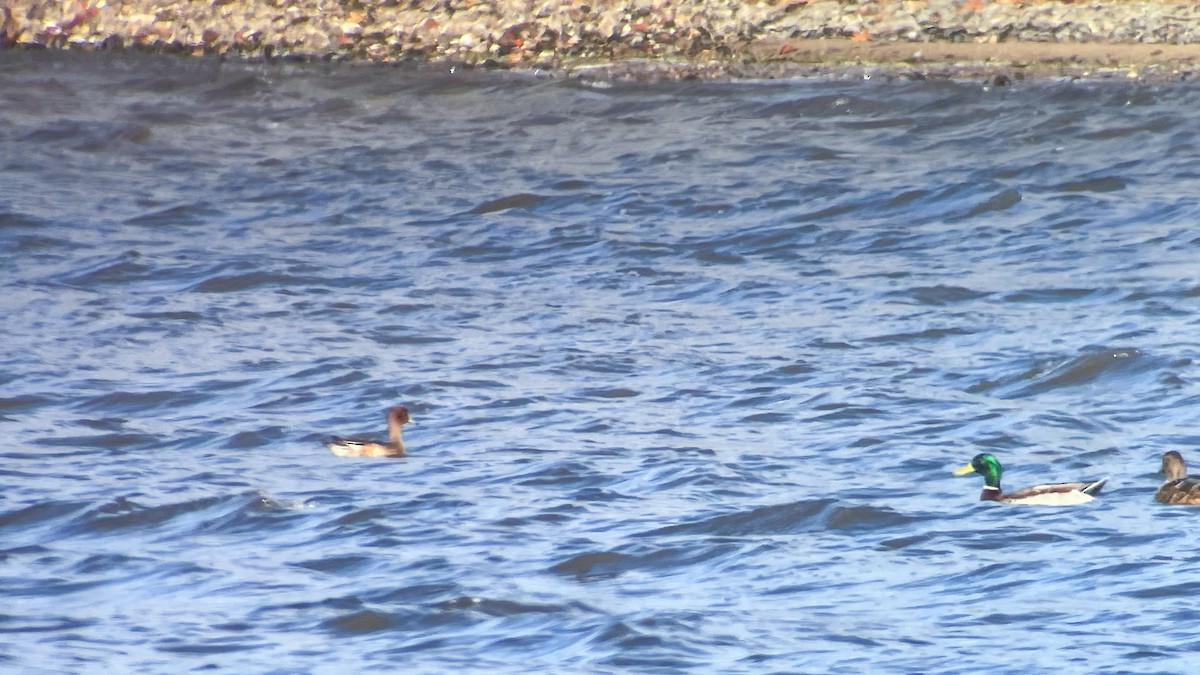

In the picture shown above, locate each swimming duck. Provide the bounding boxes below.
[952,453,1106,505]
[1155,451,1200,505]
[326,405,412,458]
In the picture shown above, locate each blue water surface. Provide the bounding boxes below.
[2,51,1200,673]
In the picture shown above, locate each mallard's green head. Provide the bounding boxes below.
[953,452,1002,488]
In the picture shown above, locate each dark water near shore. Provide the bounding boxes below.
[3,50,1200,672]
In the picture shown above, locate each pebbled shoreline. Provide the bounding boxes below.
[5,1,1200,81]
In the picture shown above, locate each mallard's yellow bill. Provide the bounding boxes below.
[952,463,976,476]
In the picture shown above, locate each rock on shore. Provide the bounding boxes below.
[5,1,1200,80]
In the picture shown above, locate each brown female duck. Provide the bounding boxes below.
[1155,451,1200,505]
[326,405,412,458]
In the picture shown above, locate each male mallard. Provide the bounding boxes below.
[953,453,1107,505]
[326,405,412,458]
[1155,451,1200,505]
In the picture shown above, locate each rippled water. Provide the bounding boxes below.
[3,50,1200,672]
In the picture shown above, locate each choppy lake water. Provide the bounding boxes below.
[3,50,1200,672]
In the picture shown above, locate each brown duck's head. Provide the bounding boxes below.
[1161,451,1187,482]
[388,405,412,425]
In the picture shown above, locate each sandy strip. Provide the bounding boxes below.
[4,1,1200,81]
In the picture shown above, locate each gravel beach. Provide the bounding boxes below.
[5,1,1200,80]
